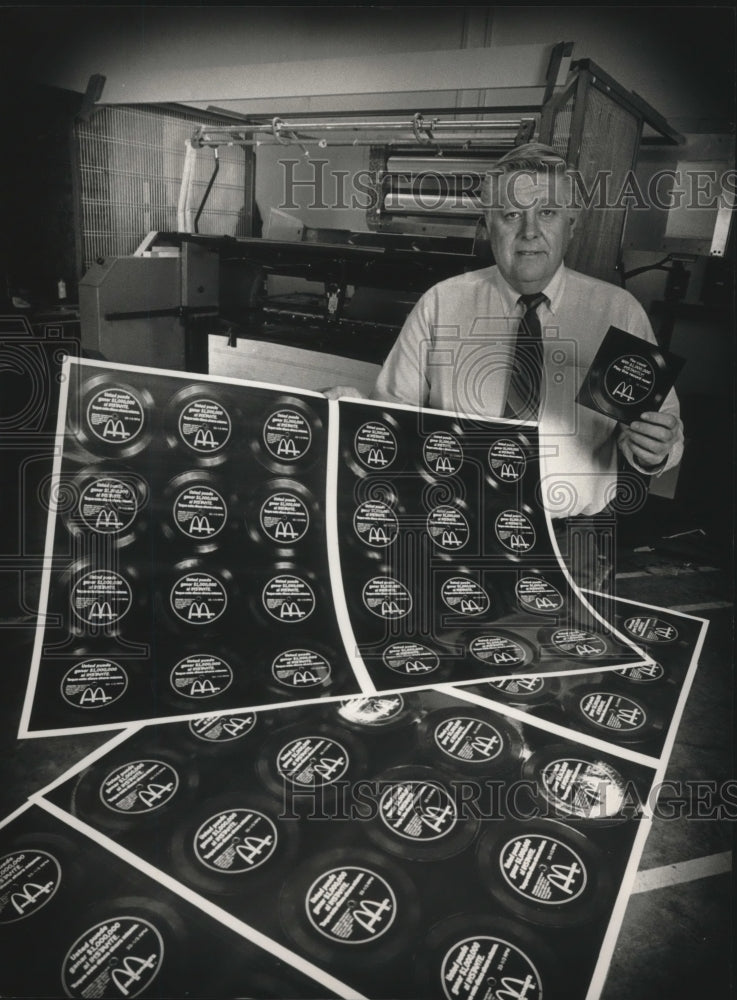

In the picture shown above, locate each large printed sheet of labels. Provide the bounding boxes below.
[22,359,653,737]
[8,595,706,1000]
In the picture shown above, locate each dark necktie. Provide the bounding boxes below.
[504,292,547,420]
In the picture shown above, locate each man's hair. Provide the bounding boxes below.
[479,142,571,210]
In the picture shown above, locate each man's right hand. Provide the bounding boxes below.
[321,386,366,400]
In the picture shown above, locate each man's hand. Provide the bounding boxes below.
[621,411,682,468]
[321,385,366,400]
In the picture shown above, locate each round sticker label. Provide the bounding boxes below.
[500,834,588,904]
[262,575,315,623]
[79,478,138,534]
[469,634,529,668]
[434,717,504,763]
[194,809,277,873]
[86,388,144,443]
[382,642,439,676]
[440,578,490,616]
[550,629,607,657]
[379,781,457,841]
[495,510,536,553]
[0,851,61,924]
[579,692,647,732]
[263,409,312,461]
[100,760,179,814]
[353,501,398,547]
[623,616,679,643]
[354,422,397,470]
[189,714,256,742]
[362,577,412,619]
[604,354,656,406]
[170,654,232,699]
[614,662,665,683]
[62,917,163,998]
[338,695,405,726]
[305,867,396,943]
[276,736,349,787]
[488,676,545,697]
[174,486,227,539]
[272,649,331,688]
[71,571,132,626]
[426,506,470,550]
[540,758,626,819]
[178,398,231,452]
[260,493,309,544]
[441,937,542,1000]
[488,439,527,483]
[516,577,564,613]
[61,659,128,710]
[170,573,227,625]
[422,432,463,476]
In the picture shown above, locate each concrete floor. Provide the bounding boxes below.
[1,532,734,998]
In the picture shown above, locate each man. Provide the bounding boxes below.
[328,142,683,587]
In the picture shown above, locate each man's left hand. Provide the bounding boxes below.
[622,411,682,467]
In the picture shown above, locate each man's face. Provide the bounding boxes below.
[486,171,577,294]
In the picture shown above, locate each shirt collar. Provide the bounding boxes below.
[495,263,566,316]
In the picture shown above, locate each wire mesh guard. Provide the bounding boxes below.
[75,105,249,269]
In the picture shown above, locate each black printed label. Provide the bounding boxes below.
[441,937,542,1000]
[194,809,277,873]
[379,781,457,841]
[623,617,679,643]
[61,659,128,709]
[100,760,179,814]
[189,714,257,742]
[500,835,587,904]
[488,676,545,697]
[173,486,227,538]
[71,571,132,626]
[423,432,463,476]
[0,851,61,924]
[305,867,396,943]
[540,758,626,819]
[614,662,665,683]
[488,439,527,482]
[338,695,405,726]
[170,654,232,698]
[434,718,504,763]
[495,510,536,553]
[363,577,412,619]
[353,501,399,547]
[550,629,607,657]
[86,388,144,443]
[263,409,312,461]
[62,917,163,998]
[276,736,349,787]
[262,575,315,622]
[170,573,227,625]
[441,578,490,616]
[604,354,656,405]
[354,422,397,469]
[426,506,470,550]
[179,398,231,452]
[579,692,647,732]
[469,634,529,668]
[272,649,331,688]
[516,577,564,613]
[79,478,138,534]
[382,642,440,675]
[260,493,309,544]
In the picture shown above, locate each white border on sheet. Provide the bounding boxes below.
[326,398,376,693]
[34,797,367,1000]
[18,354,74,739]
